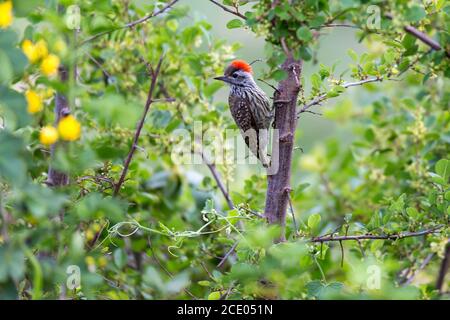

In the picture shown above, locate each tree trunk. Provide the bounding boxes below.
[264,57,302,241]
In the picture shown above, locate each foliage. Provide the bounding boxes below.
[0,0,449,300]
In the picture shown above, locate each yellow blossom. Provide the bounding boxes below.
[22,40,40,63]
[25,90,43,114]
[0,1,13,29]
[58,115,81,141]
[35,39,48,59]
[39,126,58,145]
[40,54,60,76]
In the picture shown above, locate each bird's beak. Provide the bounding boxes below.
[214,76,229,83]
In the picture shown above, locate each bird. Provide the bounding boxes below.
[214,60,273,167]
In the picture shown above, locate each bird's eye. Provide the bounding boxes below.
[232,73,238,78]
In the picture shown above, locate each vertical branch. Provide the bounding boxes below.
[113,55,164,196]
[46,66,70,187]
[201,153,235,210]
[436,239,450,294]
[264,56,302,241]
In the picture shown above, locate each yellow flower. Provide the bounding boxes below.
[0,1,13,29]
[22,40,40,63]
[25,90,43,114]
[58,115,81,141]
[39,126,59,145]
[40,54,60,76]
[35,39,48,59]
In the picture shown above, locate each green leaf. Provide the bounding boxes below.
[0,85,30,129]
[208,291,221,300]
[371,240,384,252]
[113,249,128,269]
[347,48,358,62]
[296,26,312,42]
[198,280,211,287]
[405,5,426,22]
[299,46,312,61]
[308,213,321,230]
[311,73,322,90]
[435,159,449,181]
[406,207,419,219]
[226,19,243,29]
[271,69,287,81]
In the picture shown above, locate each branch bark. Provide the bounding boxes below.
[310,225,443,242]
[80,0,179,45]
[264,56,302,241]
[208,0,247,20]
[113,55,165,196]
[46,66,70,187]
[436,239,450,294]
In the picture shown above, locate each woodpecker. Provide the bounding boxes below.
[214,60,273,167]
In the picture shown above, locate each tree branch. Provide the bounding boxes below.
[310,225,443,243]
[298,77,382,116]
[385,13,449,57]
[436,239,450,294]
[80,0,179,45]
[113,54,166,196]
[208,0,247,20]
[264,57,303,242]
[201,152,235,210]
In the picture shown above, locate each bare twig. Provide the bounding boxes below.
[114,55,166,196]
[311,225,443,243]
[403,253,434,285]
[286,191,298,236]
[201,152,235,210]
[217,241,239,268]
[81,0,179,45]
[298,77,382,116]
[208,0,247,20]
[385,13,449,57]
[313,23,361,30]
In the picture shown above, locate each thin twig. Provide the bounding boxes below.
[201,152,235,210]
[147,237,198,299]
[80,0,179,45]
[286,192,298,236]
[298,77,382,116]
[311,225,444,243]
[208,0,247,20]
[217,241,239,269]
[114,54,166,196]
[403,253,434,285]
[385,13,449,57]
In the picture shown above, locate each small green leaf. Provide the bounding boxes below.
[296,26,312,42]
[347,49,358,62]
[308,213,321,230]
[405,5,426,22]
[406,207,419,219]
[435,159,449,181]
[208,291,221,300]
[226,19,243,29]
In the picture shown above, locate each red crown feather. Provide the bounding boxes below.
[231,60,252,73]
